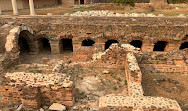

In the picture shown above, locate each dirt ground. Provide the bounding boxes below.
[142,71,188,111]
[91,4,188,16]
[2,4,188,16]
[66,66,127,110]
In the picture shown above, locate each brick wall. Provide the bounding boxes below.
[0,72,75,110]
[139,50,188,74]
[99,44,182,111]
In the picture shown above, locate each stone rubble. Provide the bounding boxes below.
[103,70,110,74]
[49,103,66,111]
[52,60,64,73]
[16,104,23,111]
[67,10,187,18]
[5,72,72,87]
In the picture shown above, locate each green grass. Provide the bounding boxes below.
[117,77,122,81]
[113,87,118,91]
[124,80,127,85]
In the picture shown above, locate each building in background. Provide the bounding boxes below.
[0,0,59,11]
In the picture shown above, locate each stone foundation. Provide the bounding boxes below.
[99,44,182,111]
[0,62,75,110]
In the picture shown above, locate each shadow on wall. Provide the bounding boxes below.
[105,40,118,50]
[18,37,30,54]
[82,39,95,46]
[61,39,73,52]
[180,42,188,50]
[39,38,51,53]
[130,40,143,49]
[153,41,168,51]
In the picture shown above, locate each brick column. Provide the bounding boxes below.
[96,43,105,51]
[73,0,75,5]
[141,41,154,52]
[50,40,61,54]
[72,42,81,53]
[101,43,105,51]
[29,0,36,16]
[165,41,181,51]
[11,0,18,15]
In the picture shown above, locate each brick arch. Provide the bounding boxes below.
[105,36,120,41]
[37,34,52,41]
[80,37,96,42]
[59,35,73,40]
[127,37,144,43]
[105,39,119,50]
[153,39,169,44]
[82,39,95,46]
[5,25,35,53]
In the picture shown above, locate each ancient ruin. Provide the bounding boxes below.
[0,0,188,110]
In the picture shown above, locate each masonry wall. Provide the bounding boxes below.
[0,16,187,54]
[138,50,188,74]
[79,44,127,68]
[0,17,187,71]
[0,71,75,110]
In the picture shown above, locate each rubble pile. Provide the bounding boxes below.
[66,10,187,18]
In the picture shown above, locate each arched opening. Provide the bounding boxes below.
[80,0,84,4]
[153,41,168,51]
[18,30,33,54]
[82,39,95,46]
[39,38,51,53]
[18,37,30,53]
[61,39,73,52]
[18,30,34,64]
[105,40,119,50]
[130,40,143,48]
[57,0,62,5]
[179,42,188,50]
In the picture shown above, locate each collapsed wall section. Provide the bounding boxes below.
[79,44,139,68]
